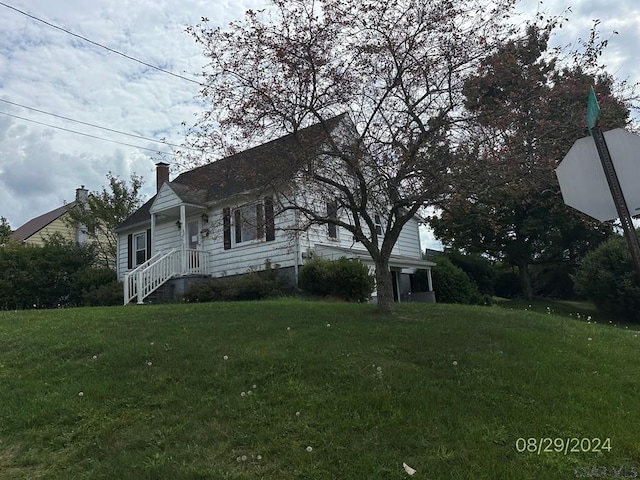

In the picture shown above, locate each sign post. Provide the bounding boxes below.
[586,88,640,278]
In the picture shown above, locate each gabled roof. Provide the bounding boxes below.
[116,114,346,231]
[11,202,76,243]
[172,113,346,203]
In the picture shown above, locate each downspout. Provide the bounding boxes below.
[294,230,300,287]
[180,204,187,273]
[150,213,156,257]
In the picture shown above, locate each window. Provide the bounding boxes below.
[327,201,338,239]
[235,203,261,243]
[127,229,151,268]
[375,214,383,236]
[134,232,147,266]
[224,197,276,248]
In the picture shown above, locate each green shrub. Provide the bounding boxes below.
[0,235,95,309]
[82,281,124,306]
[432,256,481,304]
[298,257,374,302]
[573,234,640,323]
[447,250,496,295]
[185,264,287,303]
[71,267,118,305]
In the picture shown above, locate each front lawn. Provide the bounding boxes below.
[0,300,638,479]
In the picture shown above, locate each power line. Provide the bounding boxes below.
[0,110,179,154]
[0,98,197,151]
[0,1,206,88]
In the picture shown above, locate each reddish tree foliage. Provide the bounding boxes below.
[431,25,630,299]
[184,0,522,313]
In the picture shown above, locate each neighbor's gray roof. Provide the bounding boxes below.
[11,201,76,243]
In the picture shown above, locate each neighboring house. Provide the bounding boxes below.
[10,187,91,246]
[115,116,436,304]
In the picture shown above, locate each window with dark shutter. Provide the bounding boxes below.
[127,233,133,269]
[223,208,231,250]
[256,203,265,240]
[327,201,338,239]
[265,197,275,242]
[146,228,152,260]
[234,209,243,244]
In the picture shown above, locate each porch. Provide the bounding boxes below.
[312,244,437,303]
[123,248,210,305]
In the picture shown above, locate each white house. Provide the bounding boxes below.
[115,116,435,304]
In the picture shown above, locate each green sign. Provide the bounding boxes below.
[586,86,600,135]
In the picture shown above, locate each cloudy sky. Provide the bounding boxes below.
[0,0,638,250]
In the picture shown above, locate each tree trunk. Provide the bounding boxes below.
[374,258,394,315]
[518,262,534,300]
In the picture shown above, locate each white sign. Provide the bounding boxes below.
[556,128,640,222]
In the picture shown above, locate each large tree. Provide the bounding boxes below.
[430,25,629,299]
[66,173,143,270]
[184,0,521,313]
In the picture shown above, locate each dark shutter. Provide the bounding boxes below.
[223,208,231,250]
[256,203,265,240]
[127,233,133,269]
[264,197,275,242]
[327,201,337,239]
[234,209,242,244]
[146,228,152,260]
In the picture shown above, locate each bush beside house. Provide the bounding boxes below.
[298,257,374,302]
[185,264,287,303]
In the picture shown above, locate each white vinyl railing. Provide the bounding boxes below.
[124,249,209,305]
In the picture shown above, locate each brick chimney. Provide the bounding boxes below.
[156,162,170,192]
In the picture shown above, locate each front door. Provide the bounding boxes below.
[187,220,200,270]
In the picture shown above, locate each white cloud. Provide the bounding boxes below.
[0,0,638,233]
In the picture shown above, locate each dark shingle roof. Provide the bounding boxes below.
[116,114,346,232]
[11,202,76,243]
[172,114,346,203]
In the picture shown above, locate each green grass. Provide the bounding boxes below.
[1,299,639,479]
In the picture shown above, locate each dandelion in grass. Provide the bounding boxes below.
[92,355,97,360]
[252,384,257,389]
[326,323,331,327]
[247,390,252,396]
[236,456,242,462]
[147,361,153,367]
[452,360,458,366]
[257,454,262,460]
[222,355,229,378]
[78,391,84,397]
[241,455,247,462]
[295,411,301,417]
[306,446,313,452]
[241,391,246,397]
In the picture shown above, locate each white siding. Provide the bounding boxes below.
[391,217,423,259]
[154,217,182,253]
[149,185,182,214]
[206,206,298,277]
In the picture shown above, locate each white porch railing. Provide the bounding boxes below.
[124,248,210,305]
